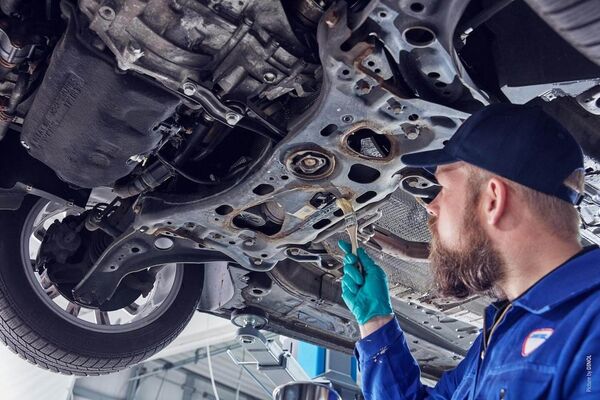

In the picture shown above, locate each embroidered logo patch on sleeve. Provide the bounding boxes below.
[521,328,554,357]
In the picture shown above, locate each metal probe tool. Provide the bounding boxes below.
[335,197,364,274]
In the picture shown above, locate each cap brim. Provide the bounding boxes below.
[400,148,457,168]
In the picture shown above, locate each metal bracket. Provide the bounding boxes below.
[284,246,329,263]
[72,228,231,306]
[180,80,243,126]
[399,169,441,206]
[227,322,309,388]
[577,85,600,115]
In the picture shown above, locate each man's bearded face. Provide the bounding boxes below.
[428,189,506,299]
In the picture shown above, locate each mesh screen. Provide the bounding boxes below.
[377,189,431,243]
[323,188,434,291]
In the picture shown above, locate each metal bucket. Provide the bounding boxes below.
[272,381,342,400]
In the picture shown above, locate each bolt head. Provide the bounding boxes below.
[301,157,318,167]
[182,82,197,96]
[263,72,277,83]
[393,105,405,114]
[325,13,339,27]
[128,41,142,55]
[403,125,421,140]
[225,112,241,125]
[20,140,30,149]
[98,6,116,21]
[341,114,354,123]
[355,81,371,95]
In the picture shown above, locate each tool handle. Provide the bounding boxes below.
[348,225,364,275]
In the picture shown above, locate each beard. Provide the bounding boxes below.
[428,197,506,299]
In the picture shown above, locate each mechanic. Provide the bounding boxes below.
[338,103,600,399]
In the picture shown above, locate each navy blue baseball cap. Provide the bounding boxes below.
[400,103,584,205]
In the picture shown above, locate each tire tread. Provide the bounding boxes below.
[525,0,600,65]
[0,281,194,375]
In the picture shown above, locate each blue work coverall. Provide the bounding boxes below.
[355,246,600,399]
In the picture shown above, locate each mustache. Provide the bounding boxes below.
[427,216,437,231]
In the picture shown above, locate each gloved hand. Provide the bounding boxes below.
[338,240,393,325]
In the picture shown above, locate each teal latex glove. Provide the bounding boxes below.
[338,240,393,325]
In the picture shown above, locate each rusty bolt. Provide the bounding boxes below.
[355,80,371,95]
[393,105,405,114]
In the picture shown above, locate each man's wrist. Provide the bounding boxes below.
[359,315,394,338]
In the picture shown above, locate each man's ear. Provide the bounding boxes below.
[482,177,508,226]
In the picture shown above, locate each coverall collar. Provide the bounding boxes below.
[500,245,600,315]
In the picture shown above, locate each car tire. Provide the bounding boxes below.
[0,196,204,375]
[525,0,600,66]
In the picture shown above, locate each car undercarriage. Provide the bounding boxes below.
[0,0,599,378]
